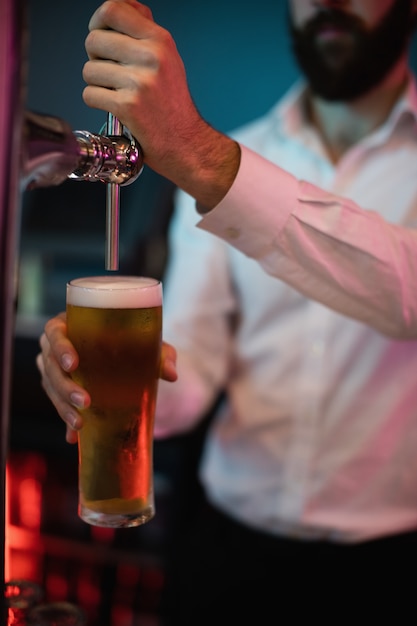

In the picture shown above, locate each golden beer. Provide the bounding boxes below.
[66,276,162,528]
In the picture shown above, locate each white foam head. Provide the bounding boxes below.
[67,276,162,309]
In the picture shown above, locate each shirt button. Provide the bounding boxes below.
[224,227,240,239]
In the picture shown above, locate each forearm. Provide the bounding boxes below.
[179,130,241,210]
[149,120,241,211]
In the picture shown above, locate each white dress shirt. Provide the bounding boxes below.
[156,76,417,542]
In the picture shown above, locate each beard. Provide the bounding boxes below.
[289,1,415,101]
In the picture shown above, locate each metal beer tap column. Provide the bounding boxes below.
[105,113,122,271]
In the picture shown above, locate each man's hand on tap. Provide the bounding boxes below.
[36,312,178,444]
[83,0,240,210]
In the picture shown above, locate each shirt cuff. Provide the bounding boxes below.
[196,144,299,259]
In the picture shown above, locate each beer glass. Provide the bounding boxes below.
[66,275,163,528]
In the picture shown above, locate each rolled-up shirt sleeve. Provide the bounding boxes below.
[197,144,417,339]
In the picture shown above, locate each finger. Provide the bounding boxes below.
[85,28,158,67]
[88,0,154,35]
[36,348,87,416]
[65,424,79,445]
[82,55,138,92]
[160,342,177,382]
[36,351,87,435]
[82,52,152,118]
[41,313,79,372]
[36,317,91,435]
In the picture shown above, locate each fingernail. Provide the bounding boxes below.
[66,411,82,430]
[166,358,177,376]
[70,392,85,409]
[61,354,74,371]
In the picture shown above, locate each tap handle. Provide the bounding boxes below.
[105,113,121,271]
[106,112,122,136]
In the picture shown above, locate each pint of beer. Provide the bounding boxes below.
[66,275,163,528]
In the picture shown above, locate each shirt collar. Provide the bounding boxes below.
[385,71,417,128]
[273,72,417,142]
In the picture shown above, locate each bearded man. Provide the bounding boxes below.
[38,1,417,624]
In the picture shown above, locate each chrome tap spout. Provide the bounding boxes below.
[70,126,143,186]
[22,110,144,191]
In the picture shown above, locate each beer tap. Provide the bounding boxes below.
[22,109,144,270]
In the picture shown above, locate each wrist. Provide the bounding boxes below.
[156,119,241,210]
[183,126,241,210]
